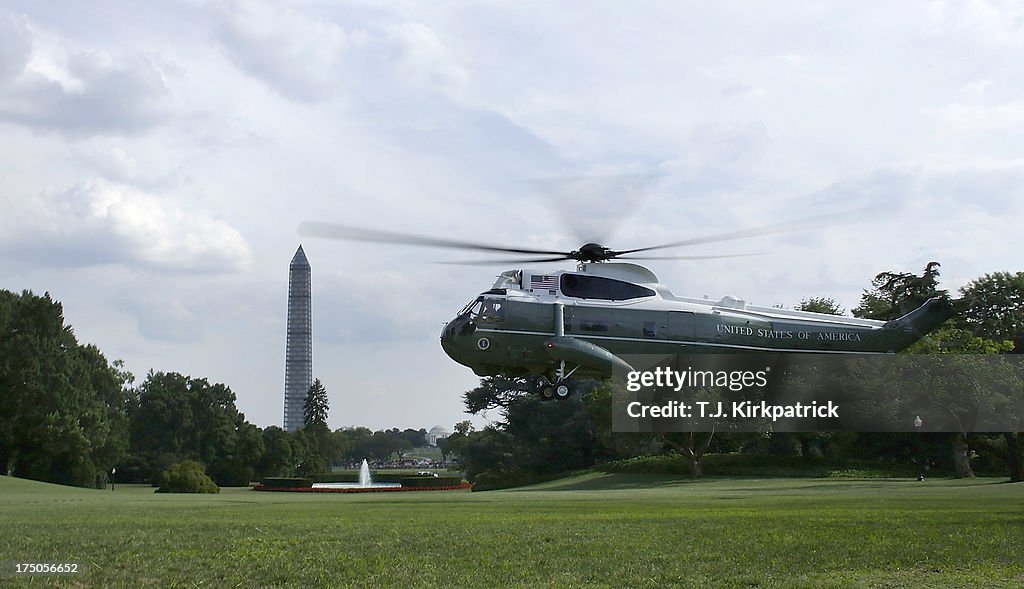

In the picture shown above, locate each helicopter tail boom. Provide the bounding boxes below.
[882,297,956,351]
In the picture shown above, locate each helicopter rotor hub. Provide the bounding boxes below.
[571,242,614,263]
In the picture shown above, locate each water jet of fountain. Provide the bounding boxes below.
[308,459,400,489]
[359,459,372,487]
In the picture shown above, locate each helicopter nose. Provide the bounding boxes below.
[440,315,474,364]
[440,319,461,362]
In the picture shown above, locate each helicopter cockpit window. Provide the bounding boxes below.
[559,274,655,301]
[459,297,505,323]
[475,299,506,324]
[458,297,483,318]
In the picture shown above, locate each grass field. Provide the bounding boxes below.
[1,474,1021,588]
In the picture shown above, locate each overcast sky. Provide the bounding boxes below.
[2,1,1023,431]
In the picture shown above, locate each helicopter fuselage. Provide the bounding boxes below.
[439,263,953,381]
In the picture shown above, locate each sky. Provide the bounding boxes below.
[2,1,1023,431]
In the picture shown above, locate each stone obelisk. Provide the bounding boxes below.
[283,245,312,432]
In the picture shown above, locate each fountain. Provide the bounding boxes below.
[311,459,401,490]
[359,459,372,486]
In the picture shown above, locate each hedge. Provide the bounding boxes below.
[599,453,918,478]
[254,482,472,493]
[308,473,463,488]
[261,477,313,488]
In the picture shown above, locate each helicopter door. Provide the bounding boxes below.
[668,311,696,341]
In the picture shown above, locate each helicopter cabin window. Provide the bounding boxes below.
[642,321,657,338]
[559,274,655,301]
[579,317,608,332]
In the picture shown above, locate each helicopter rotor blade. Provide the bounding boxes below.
[298,222,569,257]
[434,256,575,266]
[617,253,762,261]
[613,209,874,257]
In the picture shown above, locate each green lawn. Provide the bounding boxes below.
[1,474,1021,588]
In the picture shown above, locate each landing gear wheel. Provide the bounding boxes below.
[548,360,579,400]
[541,386,556,400]
[555,382,571,399]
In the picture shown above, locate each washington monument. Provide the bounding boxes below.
[283,245,312,432]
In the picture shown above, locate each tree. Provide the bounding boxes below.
[397,428,427,449]
[258,426,295,477]
[302,379,336,467]
[393,437,414,461]
[437,436,451,462]
[854,262,947,320]
[336,426,373,463]
[442,421,474,465]
[0,290,133,487]
[903,320,1019,479]
[303,378,329,433]
[847,263,1016,479]
[957,272,1024,482]
[365,430,402,462]
[209,418,263,486]
[459,426,514,481]
[660,432,716,477]
[130,371,260,485]
[959,271,1024,353]
[292,429,325,476]
[904,345,1020,478]
[796,297,845,316]
[459,377,608,481]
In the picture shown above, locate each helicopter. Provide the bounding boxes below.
[299,216,954,400]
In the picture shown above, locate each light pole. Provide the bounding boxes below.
[914,416,925,481]
[111,467,116,491]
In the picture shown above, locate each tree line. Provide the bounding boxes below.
[0,289,432,488]
[444,266,1024,484]
[2,265,1022,488]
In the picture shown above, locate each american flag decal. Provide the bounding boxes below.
[530,274,558,293]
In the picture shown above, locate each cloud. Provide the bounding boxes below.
[313,267,451,345]
[209,0,476,108]
[385,22,469,98]
[657,123,770,194]
[2,178,251,273]
[210,0,355,102]
[125,297,204,343]
[925,101,1024,131]
[919,159,1024,214]
[0,14,32,83]
[926,0,1024,49]
[802,169,915,211]
[0,13,173,137]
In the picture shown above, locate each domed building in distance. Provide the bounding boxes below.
[426,425,450,447]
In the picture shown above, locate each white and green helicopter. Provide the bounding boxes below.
[301,221,953,399]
